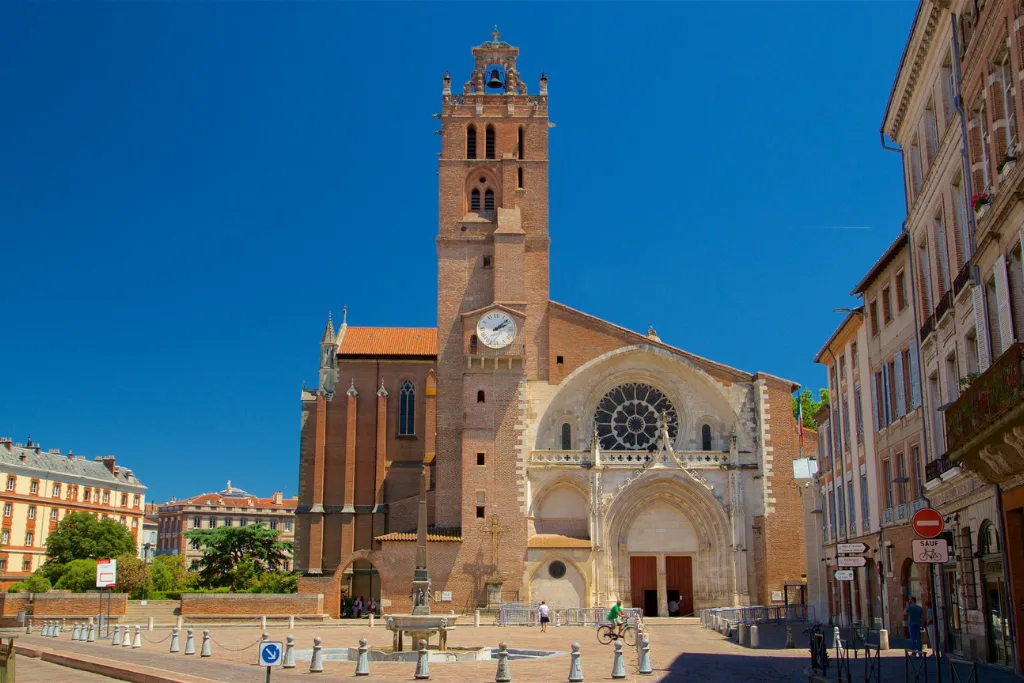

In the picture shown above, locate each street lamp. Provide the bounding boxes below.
[141,543,152,605]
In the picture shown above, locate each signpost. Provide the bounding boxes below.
[259,641,283,682]
[912,538,949,564]
[912,508,944,539]
[837,556,867,568]
[96,559,117,638]
[834,569,854,581]
[837,542,868,555]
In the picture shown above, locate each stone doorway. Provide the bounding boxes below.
[666,556,694,616]
[340,559,382,618]
[629,556,658,617]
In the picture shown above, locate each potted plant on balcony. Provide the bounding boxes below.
[973,193,992,219]
[999,154,1017,177]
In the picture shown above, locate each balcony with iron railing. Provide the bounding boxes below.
[882,507,893,525]
[944,342,1024,482]
[894,503,909,523]
[925,456,960,483]
[920,314,934,342]
[934,290,953,323]
[954,262,971,295]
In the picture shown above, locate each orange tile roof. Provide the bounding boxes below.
[169,493,297,510]
[527,534,592,549]
[375,531,462,543]
[339,327,437,357]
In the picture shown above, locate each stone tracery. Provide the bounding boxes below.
[594,382,678,451]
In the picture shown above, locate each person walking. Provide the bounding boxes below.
[905,596,924,652]
[538,601,550,632]
[668,598,679,617]
[925,599,940,656]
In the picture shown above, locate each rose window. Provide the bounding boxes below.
[594,382,678,451]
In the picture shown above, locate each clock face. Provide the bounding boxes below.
[476,310,517,349]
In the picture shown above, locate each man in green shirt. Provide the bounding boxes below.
[607,600,625,638]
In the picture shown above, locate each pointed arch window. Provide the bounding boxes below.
[484,189,495,211]
[701,424,712,451]
[467,125,477,159]
[518,127,525,159]
[471,189,481,211]
[399,381,416,436]
[486,125,496,159]
[561,423,572,450]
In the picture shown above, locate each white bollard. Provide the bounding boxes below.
[354,637,370,676]
[87,623,96,642]
[169,628,179,653]
[879,629,890,651]
[556,611,562,628]
[260,615,267,630]
[738,622,747,646]
[474,610,480,628]
[133,625,142,648]
[611,640,626,679]
[147,616,154,631]
[176,615,183,630]
[414,639,429,679]
[111,624,121,646]
[639,634,653,675]
[495,641,511,682]
[184,628,195,655]
[288,615,295,629]
[568,642,584,682]
[122,625,131,647]
[200,629,211,657]
[309,636,324,673]
[750,625,760,649]
[282,634,296,668]
[368,613,374,629]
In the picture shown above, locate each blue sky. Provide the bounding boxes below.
[0,1,916,504]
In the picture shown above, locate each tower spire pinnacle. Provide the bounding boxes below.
[321,312,335,344]
[491,25,501,43]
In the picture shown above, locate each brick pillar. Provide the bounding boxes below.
[375,382,388,512]
[343,383,358,514]
[424,371,437,468]
[307,394,328,574]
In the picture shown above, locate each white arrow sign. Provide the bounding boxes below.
[837,542,868,555]
[837,556,867,567]
[834,569,854,581]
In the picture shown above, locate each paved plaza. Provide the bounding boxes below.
[8,622,1024,682]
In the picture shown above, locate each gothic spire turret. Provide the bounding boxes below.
[321,312,335,344]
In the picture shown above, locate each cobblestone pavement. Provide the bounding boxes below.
[16,622,1024,682]
[18,656,117,681]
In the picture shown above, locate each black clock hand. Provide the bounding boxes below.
[493,320,509,331]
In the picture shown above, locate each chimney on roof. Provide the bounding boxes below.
[48,449,60,455]
[101,456,116,474]
[0,438,11,452]
[273,491,283,505]
[67,449,73,457]
[18,453,26,463]
[34,445,41,455]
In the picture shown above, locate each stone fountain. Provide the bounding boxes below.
[385,464,458,652]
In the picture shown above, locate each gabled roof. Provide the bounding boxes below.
[338,327,437,358]
[813,309,864,364]
[850,232,909,296]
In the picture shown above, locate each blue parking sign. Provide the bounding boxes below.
[259,641,284,667]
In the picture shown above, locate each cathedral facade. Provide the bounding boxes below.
[295,34,808,617]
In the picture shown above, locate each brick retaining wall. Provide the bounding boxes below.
[179,593,324,616]
[0,591,128,626]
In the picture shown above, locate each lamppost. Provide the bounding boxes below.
[141,542,152,605]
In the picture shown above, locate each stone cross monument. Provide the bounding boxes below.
[411,464,431,615]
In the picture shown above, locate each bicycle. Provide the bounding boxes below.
[803,622,830,673]
[597,621,637,647]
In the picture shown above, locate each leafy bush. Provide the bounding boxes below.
[54,559,98,592]
[245,571,299,594]
[8,574,51,593]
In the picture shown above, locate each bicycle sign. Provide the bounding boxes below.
[912,538,948,564]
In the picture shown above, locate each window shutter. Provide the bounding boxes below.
[870,378,879,433]
[894,353,907,418]
[909,343,922,410]
[973,285,992,371]
[994,253,1016,346]
[881,370,891,426]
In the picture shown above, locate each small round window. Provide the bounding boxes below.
[479,176,487,184]
[548,560,566,579]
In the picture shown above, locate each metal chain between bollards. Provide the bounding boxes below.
[208,632,265,652]
[141,630,175,645]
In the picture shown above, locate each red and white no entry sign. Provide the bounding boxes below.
[912,508,944,539]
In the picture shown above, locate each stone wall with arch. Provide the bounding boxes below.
[524,550,591,609]
[528,473,590,538]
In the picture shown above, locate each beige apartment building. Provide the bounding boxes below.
[882,0,1024,667]
[850,234,929,633]
[0,437,147,588]
[155,482,297,570]
[813,308,881,627]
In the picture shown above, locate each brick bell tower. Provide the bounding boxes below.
[434,28,550,548]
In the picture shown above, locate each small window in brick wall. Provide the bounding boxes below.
[517,167,523,188]
[556,355,564,365]
[484,189,495,211]
[477,390,486,403]
[471,189,481,211]
[476,491,486,519]
[467,125,477,159]
[477,452,486,466]
[486,125,496,159]
[482,255,492,268]
[518,127,524,159]
[469,335,478,354]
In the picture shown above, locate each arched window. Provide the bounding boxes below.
[469,335,478,354]
[484,189,495,211]
[561,423,572,450]
[471,188,481,211]
[486,125,496,159]
[980,521,1000,555]
[467,125,477,159]
[701,424,712,451]
[399,381,416,436]
[517,127,524,159]
[517,167,524,188]
[477,390,486,404]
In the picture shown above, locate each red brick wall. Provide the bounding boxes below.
[6,591,128,617]
[180,593,324,616]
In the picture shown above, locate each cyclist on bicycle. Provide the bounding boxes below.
[607,600,626,638]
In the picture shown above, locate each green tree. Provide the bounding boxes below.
[54,559,98,592]
[114,554,148,599]
[44,512,138,566]
[246,571,299,594]
[792,389,829,429]
[185,523,292,589]
[150,553,194,591]
[7,573,51,593]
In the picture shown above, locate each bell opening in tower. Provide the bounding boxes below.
[485,64,506,92]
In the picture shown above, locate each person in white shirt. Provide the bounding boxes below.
[538,601,551,632]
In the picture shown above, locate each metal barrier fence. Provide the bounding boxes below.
[701,604,814,628]
[496,605,644,627]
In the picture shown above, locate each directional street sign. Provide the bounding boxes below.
[837,556,867,567]
[912,539,949,564]
[834,569,854,581]
[912,508,945,539]
[837,543,868,555]
[259,641,283,667]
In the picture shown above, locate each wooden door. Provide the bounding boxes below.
[630,556,657,614]
[666,555,694,616]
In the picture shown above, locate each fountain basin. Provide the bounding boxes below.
[385,614,459,651]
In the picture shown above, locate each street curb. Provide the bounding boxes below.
[15,644,222,683]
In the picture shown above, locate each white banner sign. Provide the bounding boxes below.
[912,539,949,564]
[96,558,117,588]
